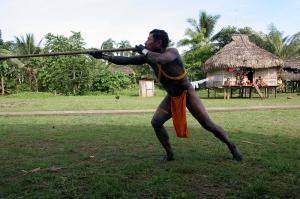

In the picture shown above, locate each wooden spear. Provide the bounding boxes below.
[0,48,135,60]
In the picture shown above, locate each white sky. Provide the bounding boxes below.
[1,0,300,49]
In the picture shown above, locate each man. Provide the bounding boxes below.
[89,29,243,161]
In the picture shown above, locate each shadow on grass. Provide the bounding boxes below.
[0,123,299,199]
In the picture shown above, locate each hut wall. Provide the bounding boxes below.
[206,71,222,87]
[254,68,278,86]
[281,71,300,81]
[206,70,236,87]
[207,68,278,87]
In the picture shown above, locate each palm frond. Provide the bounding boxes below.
[0,48,24,67]
[187,18,201,33]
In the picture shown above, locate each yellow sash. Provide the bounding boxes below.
[157,64,187,82]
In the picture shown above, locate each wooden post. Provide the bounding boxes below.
[1,75,4,96]
[253,83,264,99]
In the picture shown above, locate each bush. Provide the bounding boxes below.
[91,70,135,93]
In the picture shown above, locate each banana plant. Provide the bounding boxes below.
[0,49,24,95]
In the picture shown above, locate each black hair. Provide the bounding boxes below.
[150,29,170,49]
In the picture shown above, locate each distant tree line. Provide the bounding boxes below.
[0,31,140,95]
[178,11,300,81]
[1,11,299,95]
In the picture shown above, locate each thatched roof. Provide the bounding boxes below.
[284,57,300,70]
[111,65,135,75]
[204,34,283,72]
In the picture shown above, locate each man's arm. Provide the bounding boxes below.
[89,51,146,65]
[146,48,178,64]
[135,45,178,64]
[110,55,146,65]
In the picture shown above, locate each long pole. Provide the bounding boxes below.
[0,48,135,60]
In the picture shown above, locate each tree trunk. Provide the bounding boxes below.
[1,75,4,96]
[35,78,38,92]
[73,71,76,95]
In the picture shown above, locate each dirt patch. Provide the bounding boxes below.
[0,101,29,108]
[1,105,300,116]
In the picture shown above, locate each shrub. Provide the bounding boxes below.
[91,70,135,93]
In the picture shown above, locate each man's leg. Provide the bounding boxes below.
[151,95,174,161]
[186,86,243,161]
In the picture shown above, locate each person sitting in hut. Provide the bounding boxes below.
[255,76,267,87]
[235,73,241,85]
[224,77,231,86]
[241,73,249,86]
[277,77,284,92]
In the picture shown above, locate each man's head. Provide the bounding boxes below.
[145,29,169,52]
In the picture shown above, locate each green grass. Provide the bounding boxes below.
[0,91,299,198]
[0,109,299,198]
[0,91,299,112]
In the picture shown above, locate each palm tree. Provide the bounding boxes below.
[101,38,116,50]
[117,40,132,56]
[198,11,220,40]
[0,49,25,95]
[266,25,300,60]
[178,11,220,48]
[177,11,220,80]
[14,33,42,91]
[14,33,42,55]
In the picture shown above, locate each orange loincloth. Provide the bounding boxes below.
[171,90,188,138]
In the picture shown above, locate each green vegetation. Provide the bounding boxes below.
[0,32,141,96]
[1,10,299,95]
[0,8,299,198]
[0,92,299,198]
[178,11,220,80]
[0,92,299,112]
[0,108,299,198]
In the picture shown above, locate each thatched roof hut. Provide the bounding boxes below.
[111,65,135,75]
[204,34,283,88]
[204,34,283,72]
[284,57,300,70]
[281,57,300,81]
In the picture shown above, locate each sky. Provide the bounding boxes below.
[1,0,300,50]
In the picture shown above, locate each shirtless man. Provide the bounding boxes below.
[89,29,242,161]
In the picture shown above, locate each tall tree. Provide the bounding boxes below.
[14,33,43,91]
[0,30,15,51]
[212,26,269,50]
[178,11,220,80]
[14,33,42,55]
[39,31,92,95]
[266,24,300,60]
[100,38,117,60]
[198,11,220,40]
[178,10,220,47]
[0,49,24,95]
[117,40,132,56]
[0,30,3,46]
[101,38,116,50]
[211,26,238,47]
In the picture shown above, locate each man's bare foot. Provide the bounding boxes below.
[159,154,175,161]
[228,142,243,161]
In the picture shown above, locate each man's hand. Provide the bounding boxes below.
[89,51,112,61]
[89,51,103,59]
[135,44,149,55]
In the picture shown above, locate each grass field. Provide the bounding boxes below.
[0,92,300,198]
[0,91,299,112]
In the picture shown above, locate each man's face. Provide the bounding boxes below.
[145,33,161,51]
